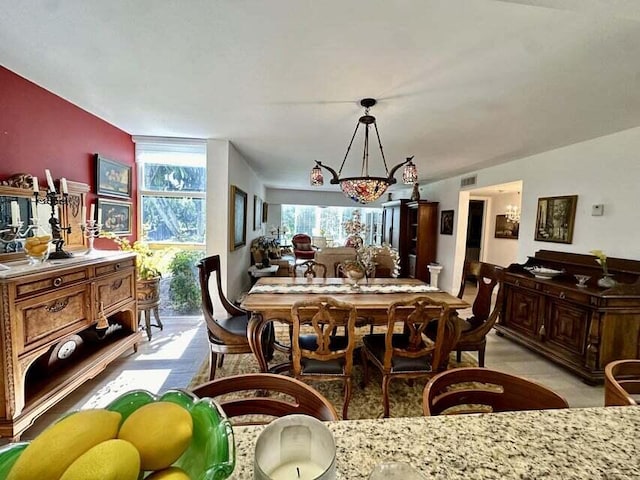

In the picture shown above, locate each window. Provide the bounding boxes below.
[280,205,383,246]
[134,138,206,244]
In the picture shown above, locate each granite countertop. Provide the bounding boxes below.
[229,407,640,479]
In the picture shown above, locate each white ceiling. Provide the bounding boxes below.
[1,0,639,192]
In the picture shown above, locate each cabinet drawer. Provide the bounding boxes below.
[95,258,136,278]
[541,284,591,305]
[16,285,92,355]
[505,274,537,290]
[15,267,89,300]
[96,271,135,312]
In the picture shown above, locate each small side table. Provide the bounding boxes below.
[248,265,279,285]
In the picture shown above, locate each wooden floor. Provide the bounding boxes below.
[18,286,604,441]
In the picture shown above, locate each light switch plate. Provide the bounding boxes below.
[592,204,604,216]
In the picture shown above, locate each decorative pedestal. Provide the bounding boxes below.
[427,263,443,289]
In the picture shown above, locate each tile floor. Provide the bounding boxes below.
[19,288,604,441]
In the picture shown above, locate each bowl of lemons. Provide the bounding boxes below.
[0,389,235,480]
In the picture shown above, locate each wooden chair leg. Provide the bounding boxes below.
[343,377,352,420]
[209,352,218,380]
[456,350,462,363]
[217,355,225,368]
[382,375,391,418]
[478,345,486,367]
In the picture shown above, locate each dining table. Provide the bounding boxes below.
[228,406,640,479]
[241,277,470,373]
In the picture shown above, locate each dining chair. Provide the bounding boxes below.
[429,260,503,367]
[604,359,640,406]
[291,296,358,419]
[292,259,327,278]
[360,297,458,417]
[422,367,569,415]
[190,373,339,424]
[197,254,273,380]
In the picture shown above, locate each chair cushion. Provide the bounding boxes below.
[362,333,432,372]
[297,242,312,251]
[424,316,472,341]
[298,334,349,351]
[301,358,345,374]
[217,314,249,336]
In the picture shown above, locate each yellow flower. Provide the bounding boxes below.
[589,249,608,274]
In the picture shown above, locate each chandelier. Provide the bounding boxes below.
[310,98,418,204]
[506,204,521,223]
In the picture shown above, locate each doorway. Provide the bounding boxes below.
[465,200,485,263]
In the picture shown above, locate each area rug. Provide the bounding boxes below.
[188,327,477,420]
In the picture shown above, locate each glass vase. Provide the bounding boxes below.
[597,274,616,288]
[24,223,52,265]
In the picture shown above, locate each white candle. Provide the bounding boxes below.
[45,169,56,192]
[90,203,95,221]
[61,177,68,194]
[269,460,325,480]
[97,208,102,225]
[81,205,87,223]
[10,201,19,224]
[32,176,39,192]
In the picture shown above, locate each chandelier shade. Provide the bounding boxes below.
[310,98,418,204]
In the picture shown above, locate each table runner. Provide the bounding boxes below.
[249,283,441,294]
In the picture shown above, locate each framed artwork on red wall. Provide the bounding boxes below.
[95,154,131,198]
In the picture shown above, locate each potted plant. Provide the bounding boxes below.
[250,236,280,268]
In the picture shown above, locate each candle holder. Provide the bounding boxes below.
[80,220,101,255]
[34,190,73,259]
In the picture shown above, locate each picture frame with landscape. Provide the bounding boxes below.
[95,154,132,198]
[494,214,519,239]
[534,195,578,244]
[230,185,247,251]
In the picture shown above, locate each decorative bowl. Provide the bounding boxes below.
[0,389,235,480]
[525,266,564,279]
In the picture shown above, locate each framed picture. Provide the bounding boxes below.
[230,185,247,251]
[262,202,269,223]
[535,195,578,243]
[95,154,132,198]
[494,214,519,239]
[253,195,263,231]
[97,198,132,235]
[440,210,454,235]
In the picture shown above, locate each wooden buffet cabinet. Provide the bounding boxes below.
[496,250,640,384]
[0,252,141,439]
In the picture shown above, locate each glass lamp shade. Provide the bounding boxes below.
[402,161,418,184]
[310,165,324,186]
[339,177,389,204]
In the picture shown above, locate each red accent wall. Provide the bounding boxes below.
[0,66,136,245]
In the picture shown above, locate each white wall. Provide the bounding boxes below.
[417,126,640,294]
[482,191,520,267]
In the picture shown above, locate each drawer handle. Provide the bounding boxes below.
[559,292,566,299]
[53,277,63,287]
[539,324,546,338]
[115,263,121,271]
[111,279,123,290]
[515,280,520,286]
[46,297,69,313]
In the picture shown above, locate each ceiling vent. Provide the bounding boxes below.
[460,175,477,188]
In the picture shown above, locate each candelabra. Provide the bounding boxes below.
[80,220,101,255]
[35,190,73,259]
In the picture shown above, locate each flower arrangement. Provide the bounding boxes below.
[589,249,609,275]
[342,244,400,278]
[101,231,167,280]
[343,210,367,236]
[250,236,280,255]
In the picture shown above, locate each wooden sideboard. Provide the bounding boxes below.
[0,252,141,439]
[496,250,640,384]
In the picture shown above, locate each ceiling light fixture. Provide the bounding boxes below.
[310,98,417,204]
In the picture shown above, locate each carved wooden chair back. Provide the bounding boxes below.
[361,297,458,417]
[291,296,357,419]
[423,367,569,415]
[605,359,640,406]
[190,373,339,425]
[292,260,327,278]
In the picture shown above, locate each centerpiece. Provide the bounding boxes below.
[589,249,617,288]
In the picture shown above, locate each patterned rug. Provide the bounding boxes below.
[188,327,477,420]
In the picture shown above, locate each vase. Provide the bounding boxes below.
[597,274,616,288]
[345,267,365,289]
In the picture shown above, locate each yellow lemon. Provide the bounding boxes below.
[7,409,121,480]
[145,466,191,479]
[59,439,140,480]
[118,401,193,471]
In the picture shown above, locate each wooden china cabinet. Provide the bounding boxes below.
[496,250,640,384]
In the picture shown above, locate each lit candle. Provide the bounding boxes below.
[32,176,39,192]
[61,177,68,194]
[97,208,102,225]
[90,203,95,221]
[45,169,56,192]
[81,205,87,223]
[269,461,325,480]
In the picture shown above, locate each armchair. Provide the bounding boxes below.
[292,233,318,261]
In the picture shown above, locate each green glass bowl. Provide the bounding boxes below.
[0,389,235,480]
